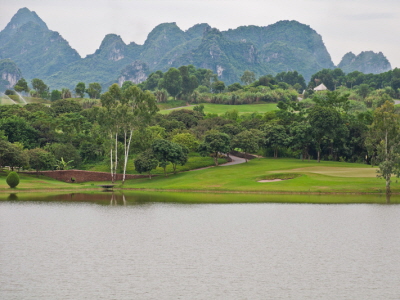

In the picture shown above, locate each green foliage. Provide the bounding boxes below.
[14,78,29,93]
[171,132,199,152]
[308,105,347,162]
[241,70,256,85]
[211,81,225,93]
[55,157,74,170]
[51,99,83,115]
[152,139,189,175]
[45,143,81,168]
[6,171,20,188]
[0,116,39,149]
[262,124,290,158]
[86,82,102,99]
[366,101,400,195]
[75,82,86,98]
[28,148,55,172]
[134,150,159,178]
[31,78,49,98]
[50,89,61,101]
[228,83,243,92]
[198,131,231,166]
[159,68,182,98]
[0,140,29,169]
[232,129,263,161]
[275,71,306,90]
[167,109,203,128]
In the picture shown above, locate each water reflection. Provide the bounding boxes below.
[1,191,399,205]
[109,193,127,206]
[7,193,18,201]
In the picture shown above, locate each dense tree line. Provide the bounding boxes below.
[4,64,400,194]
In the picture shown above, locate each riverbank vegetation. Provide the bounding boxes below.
[1,65,400,196]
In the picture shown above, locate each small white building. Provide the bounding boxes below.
[314,83,328,91]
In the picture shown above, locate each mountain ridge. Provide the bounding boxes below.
[0,7,392,91]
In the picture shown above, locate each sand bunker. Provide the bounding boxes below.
[258,179,284,183]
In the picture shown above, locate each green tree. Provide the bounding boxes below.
[45,143,81,168]
[179,66,198,96]
[50,90,61,101]
[0,116,39,149]
[28,148,56,173]
[55,157,74,170]
[145,72,162,91]
[86,82,102,99]
[228,82,243,92]
[61,88,72,99]
[211,80,225,93]
[241,70,256,85]
[308,105,343,162]
[6,171,20,188]
[231,129,263,162]
[0,141,28,170]
[75,82,86,98]
[198,132,231,166]
[262,124,290,158]
[134,150,159,179]
[357,84,371,99]
[51,99,83,116]
[169,142,189,174]
[289,122,313,161]
[100,84,158,183]
[366,101,400,197]
[171,132,199,152]
[159,68,182,99]
[154,89,169,103]
[14,78,29,93]
[31,78,49,98]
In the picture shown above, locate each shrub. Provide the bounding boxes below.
[6,171,20,188]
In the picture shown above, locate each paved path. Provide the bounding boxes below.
[190,155,246,171]
[394,100,400,105]
[220,155,246,166]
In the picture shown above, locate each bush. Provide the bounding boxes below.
[6,171,20,188]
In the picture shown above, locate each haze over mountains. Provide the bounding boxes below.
[0,7,392,91]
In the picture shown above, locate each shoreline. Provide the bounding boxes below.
[0,187,398,196]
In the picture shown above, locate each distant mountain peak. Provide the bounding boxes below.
[338,51,391,74]
[4,7,47,31]
[96,34,127,61]
[0,7,48,46]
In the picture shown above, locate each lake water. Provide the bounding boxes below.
[1,192,400,299]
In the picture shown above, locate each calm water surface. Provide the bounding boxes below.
[1,193,400,299]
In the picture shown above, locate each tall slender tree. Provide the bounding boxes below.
[366,101,400,197]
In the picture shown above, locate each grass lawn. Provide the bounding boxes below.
[157,100,187,110]
[120,157,399,194]
[159,103,278,115]
[0,171,95,191]
[1,158,398,198]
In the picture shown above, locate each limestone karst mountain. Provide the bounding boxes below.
[0,7,392,91]
[338,51,392,74]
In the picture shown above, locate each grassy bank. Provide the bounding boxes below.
[119,158,399,194]
[1,158,398,196]
[0,171,96,191]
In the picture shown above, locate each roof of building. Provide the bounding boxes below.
[314,83,328,91]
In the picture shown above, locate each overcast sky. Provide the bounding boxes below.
[1,0,399,68]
